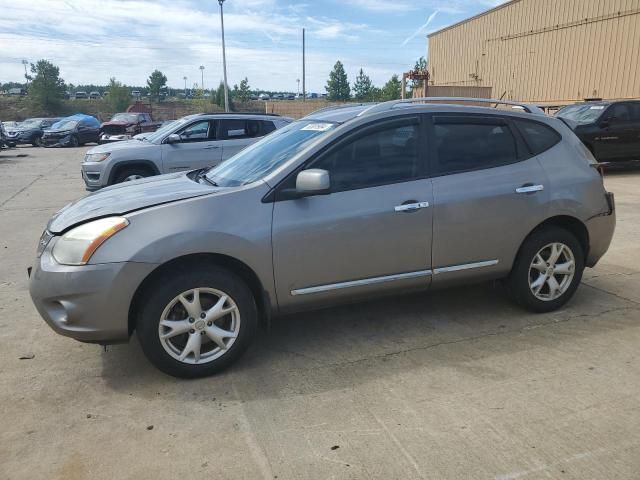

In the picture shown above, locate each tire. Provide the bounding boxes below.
[69,135,79,148]
[32,136,42,147]
[507,226,584,313]
[136,266,258,378]
[114,168,152,184]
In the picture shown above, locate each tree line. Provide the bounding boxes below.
[325,57,427,102]
[4,57,427,115]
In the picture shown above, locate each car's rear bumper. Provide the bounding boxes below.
[585,193,616,268]
[29,247,158,344]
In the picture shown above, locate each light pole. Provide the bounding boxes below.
[218,0,229,112]
[296,78,300,95]
[21,59,29,84]
[199,65,205,93]
[183,76,187,95]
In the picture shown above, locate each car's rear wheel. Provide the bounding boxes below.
[507,226,584,313]
[136,267,258,378]
[32,136,42,147]
[114,168,152,184]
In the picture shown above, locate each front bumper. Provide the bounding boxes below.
[42,135,72,147]
[81,161,107,191]
[585,192,616,268]
[29,245,157,343]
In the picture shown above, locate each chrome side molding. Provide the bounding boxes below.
[433,259,499,274]
[291,270,432,296]
[290,260,500,296]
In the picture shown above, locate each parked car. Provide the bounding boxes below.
[89,91,101,99]
[0,121,8,148]
[74,91,88,99]
[81,113,291,190]
[2,121,19,147]
[41,114,100,147]
[99,112,162,143]
[29,98,616,378]
[131,90,141,98]
[556,100,640,162]
[4,117,61,147]
[258,93,270,100]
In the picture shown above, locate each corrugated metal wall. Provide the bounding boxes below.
[427,0,640,105]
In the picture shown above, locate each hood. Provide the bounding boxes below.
[43,128,74,135]
[87,138,156,154]
[101,120,133,127]
[47,172,217,233]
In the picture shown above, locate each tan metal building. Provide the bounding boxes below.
[427,0,640,106]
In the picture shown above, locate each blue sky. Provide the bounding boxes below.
[0,0,505,92]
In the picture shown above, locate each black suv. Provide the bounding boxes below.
[4,118,61,147]
[557,100,640,162]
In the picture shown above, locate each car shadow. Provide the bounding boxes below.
[98,279,636,402]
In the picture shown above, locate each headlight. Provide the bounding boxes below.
[85,152,110,162]
[52,217,129,265]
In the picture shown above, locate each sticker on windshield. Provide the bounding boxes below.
[590,106,605,110]
[301,123,333,131]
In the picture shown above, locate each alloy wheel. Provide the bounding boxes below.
[158,287,240,364]
[123,174,145,182]
[528,242,575,301]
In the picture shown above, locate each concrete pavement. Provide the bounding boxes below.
[1,146,639,479]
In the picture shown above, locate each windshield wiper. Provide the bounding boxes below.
[195,169,217,186]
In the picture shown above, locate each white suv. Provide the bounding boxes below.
[81,113,292,190]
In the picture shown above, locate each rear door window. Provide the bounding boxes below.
[220,119,248,139]
[513,119,561,155]
[433,116,519,175]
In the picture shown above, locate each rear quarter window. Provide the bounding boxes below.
[514,119,561,155]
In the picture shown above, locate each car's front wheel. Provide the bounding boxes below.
[507,226,584,313]
[136,266,258,378]
[114,168,152,184]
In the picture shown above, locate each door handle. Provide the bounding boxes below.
[515,184,544,194]
[394,201,429,212]
[204,145,220,150]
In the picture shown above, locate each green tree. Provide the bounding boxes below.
[325,60,351,101]
[237,77,251,102]
[27,60,66,112]
[380,74,402,101]
[146,69,167,101]
[106,77,130,111]
[409,56,427,95]
[352,68,373,101]
[211,81,234,110]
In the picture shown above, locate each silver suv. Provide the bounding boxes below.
[81,113,292,190]
[30,98,616,378]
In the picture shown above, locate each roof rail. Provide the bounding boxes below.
[306,102,372,117]
[198,112,281,117]
[357,97,546,117]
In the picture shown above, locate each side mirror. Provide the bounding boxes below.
[279,169,331,200]
[296,169,330,194]
[166,133,181,144]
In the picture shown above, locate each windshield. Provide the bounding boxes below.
[144,118,189,143]
[556,104,606,124]
[205,120,337,187]
[51,120,78,130]
[111,113,138,123]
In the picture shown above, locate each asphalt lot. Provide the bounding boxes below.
[1,145,639,480]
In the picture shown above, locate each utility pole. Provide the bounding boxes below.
[21,59,29,84]
[302,28,306,102]
[199,65,205,93]
[183,76,187,95]
[296,78,300,95]
[219,0,230,112]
